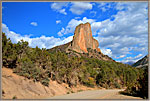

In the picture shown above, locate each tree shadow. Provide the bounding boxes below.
[119,91,144,99]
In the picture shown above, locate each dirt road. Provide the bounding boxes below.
[47,89,142,99]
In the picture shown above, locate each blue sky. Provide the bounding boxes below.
[2,2,148,64]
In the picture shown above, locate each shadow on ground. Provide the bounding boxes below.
[119,91,144,99]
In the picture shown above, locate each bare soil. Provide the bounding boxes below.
[2,67,97,99]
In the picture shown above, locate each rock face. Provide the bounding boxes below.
[48,22,114,62]
[67,22,101,53]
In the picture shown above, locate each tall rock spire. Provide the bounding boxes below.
[67,22,101,53]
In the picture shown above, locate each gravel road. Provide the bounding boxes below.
[47,89,142,99]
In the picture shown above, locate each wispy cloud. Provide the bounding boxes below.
[30,22,38,26]
[51,2,68,15]
[70,2,93,15]
[98,2,115,12]
[120,54,144,63]
[57,17,95,36]
[90,11,97,17]
[50,2,94,15]
[56,20,61,24]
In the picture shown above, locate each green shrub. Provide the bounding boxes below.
[41,78,50,87]
[71,90,74,93]
[12,95,17,99]
[114,82,121,89]
[77,90,83,92]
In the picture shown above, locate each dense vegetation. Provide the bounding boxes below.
[2,32,148,98]
[123,64,148,99]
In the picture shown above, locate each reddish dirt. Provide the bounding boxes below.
[2,67,97,99]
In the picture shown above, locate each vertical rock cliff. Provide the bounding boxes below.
[67,22,101,53]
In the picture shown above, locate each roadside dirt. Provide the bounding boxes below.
[2,67,97,99]
[2,67,142,100]
[48,89,143,99]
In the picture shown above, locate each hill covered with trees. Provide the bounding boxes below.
[2,32,140,88]
[122,56,148,99]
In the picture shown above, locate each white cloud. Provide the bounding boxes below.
[57,27,65,36]
[98,2,114,12]
[70,2,93,15]
[56,20,61,24]
[57,17,95,36]
[121,53,144,63]
[74,17,81,20]
[97,35,146,57]
[115,2,128,10]
[51,2,68,15]
[101,48,112,56]
[2,23,73,49]
[30,22,38,26]
[93,2,148,60]
[120,55,126,58]
[114,55,126,59]
[56,2,148,61]
[135,54,143,59]
[54,36,73,47]
[90,11,97,17]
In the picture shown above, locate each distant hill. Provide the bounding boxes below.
[125,61,135,65]
[132,55,148,68]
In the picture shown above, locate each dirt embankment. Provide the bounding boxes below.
[2,67,97,99]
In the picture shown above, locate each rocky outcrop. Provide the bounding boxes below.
[48,22,114,62]
[67,22,101,53]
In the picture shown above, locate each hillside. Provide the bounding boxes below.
[2,67,97,99]
[132,55,148,68]
[123,55,148,99]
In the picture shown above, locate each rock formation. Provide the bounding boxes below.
[67,22,101,53]
[48,22,114,62]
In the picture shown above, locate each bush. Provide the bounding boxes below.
[77,90,83,92]
[114,82,121,89]
[2,90,5,95]
[71,90,74,93]
[83,77,95,87]
[12,95,17,99]
[41,78,50,87]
